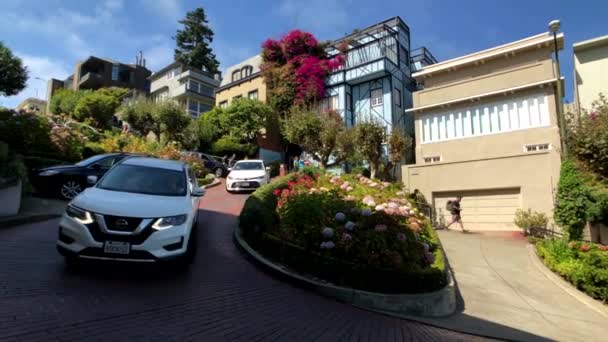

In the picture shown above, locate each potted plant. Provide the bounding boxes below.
[0,142,28,216]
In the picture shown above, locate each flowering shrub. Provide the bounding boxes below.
[239,170,446,293]
[536,238,608,301]
[261,30,344,108]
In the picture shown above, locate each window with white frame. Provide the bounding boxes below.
[188,100,213,118]
[320,95,339,112]
[219,101,228,108]
[525,143,550,152]
[167,67,181,79]
[248,89,259,100]
[420,92,550,144]
[423,156,441,163]
[371,88,383,107]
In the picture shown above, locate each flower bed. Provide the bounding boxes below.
[239,170,447,294]
[535,239,608,302]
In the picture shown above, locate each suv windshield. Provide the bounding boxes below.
[233,162,263,170]
[97,164,186,196]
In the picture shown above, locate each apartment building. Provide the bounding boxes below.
[322,17,435,173]
[573,35,608,114]
[16,97,47,114]
[216,55,281,163]
[215,55,266,107]
[150,62,220,118]
[46,54,151,112]
[403,31,565,231]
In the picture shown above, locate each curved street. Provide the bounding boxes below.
[0,184,491,341]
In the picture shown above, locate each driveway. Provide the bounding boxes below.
[0,184,489,342]
[427,230,608,342]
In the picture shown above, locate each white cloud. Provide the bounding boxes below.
[276,0,350,37]
[0,53,71,108]
[145,44,175,72]
[144,0,182,22]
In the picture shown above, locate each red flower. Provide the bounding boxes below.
[580,244,591,252]
[281,189,291,197]
[273,189,281,196]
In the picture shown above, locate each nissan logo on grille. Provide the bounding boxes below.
[115,219,129,228]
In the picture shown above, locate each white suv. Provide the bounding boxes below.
[57,157,205,265]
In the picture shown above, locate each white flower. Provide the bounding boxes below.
[368,201,376,207]
[388,202,399,209]
[346,186,353,192]
[375,204,386,212]
[345,221,356,231]
[335,212,346,222]
[322,227,334,238]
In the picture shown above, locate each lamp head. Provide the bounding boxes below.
[548,20,561,33]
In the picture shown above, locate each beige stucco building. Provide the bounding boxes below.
[216,55,282,163]
[215,55,267,107]
[402,32,565,231]
[149,62,220,118]
[573,35,608,114]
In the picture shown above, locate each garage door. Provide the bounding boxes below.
[433,188,521,231]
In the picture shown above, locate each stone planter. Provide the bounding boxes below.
[0,180,22,216]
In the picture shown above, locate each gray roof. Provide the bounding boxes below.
[220,54,262,87]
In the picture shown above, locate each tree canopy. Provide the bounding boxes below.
[282,108,353,168]
[73,92,120,129]
[174,8,220,74]
[355,117,386,179]
[0,42,28,97]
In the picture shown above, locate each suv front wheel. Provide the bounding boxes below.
[214,167,224,178]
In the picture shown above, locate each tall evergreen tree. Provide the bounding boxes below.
[173,8,220,74]
[0,41,28,97]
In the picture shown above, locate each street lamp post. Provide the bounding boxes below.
[34,77,47,101]
[548,20,567,157]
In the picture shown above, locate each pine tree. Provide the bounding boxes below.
[173,8,220,74]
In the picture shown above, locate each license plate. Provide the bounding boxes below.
[240,182,250,187]
[104,241,130,255]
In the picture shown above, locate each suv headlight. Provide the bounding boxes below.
[39,170,59,176]
[66,204,94,224]
[152,214,188,230]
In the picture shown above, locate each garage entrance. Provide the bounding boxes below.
[433,188,521,231]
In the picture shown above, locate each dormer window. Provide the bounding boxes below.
[241,65,253,78]
[232,70,241,82]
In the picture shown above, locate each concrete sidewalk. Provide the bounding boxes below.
[420,230,608,342]
[0,196,66,228]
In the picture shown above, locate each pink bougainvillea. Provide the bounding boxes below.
[261,29,345,106]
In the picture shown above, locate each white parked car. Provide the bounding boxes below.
[225,159,270,192]
[56,157,205,265]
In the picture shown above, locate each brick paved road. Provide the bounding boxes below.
[0,184,494,342]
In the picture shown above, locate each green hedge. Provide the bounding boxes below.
[238,174,447,294]
[536,239,608,302]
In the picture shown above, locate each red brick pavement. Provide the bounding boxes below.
[0,182,496,341]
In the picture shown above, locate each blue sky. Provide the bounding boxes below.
[0,0,606,108]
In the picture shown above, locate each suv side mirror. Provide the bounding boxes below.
[192,187,206,197]
[87,175,98,185]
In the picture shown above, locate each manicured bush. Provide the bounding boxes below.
[536,239,608,302]
[514,208,549,235]
[238,171,447,293]
[555,160,589,240]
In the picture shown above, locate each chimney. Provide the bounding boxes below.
[143,58,146,68]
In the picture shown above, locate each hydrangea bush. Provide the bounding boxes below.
[239,170,447,293]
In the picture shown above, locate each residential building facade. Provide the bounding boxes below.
[323,17,435,174]
[46,54,152,112]
[402,31,565,231]
[573,35,608,114]
[16,98,47,114]
[216,55,282,163]
[215,55,266,107]
[150,62,220,118]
